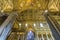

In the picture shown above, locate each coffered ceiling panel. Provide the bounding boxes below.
[0,0,13,12]
[17,9,46,22]
[48,0,59,12]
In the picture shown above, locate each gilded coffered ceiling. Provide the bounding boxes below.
[0,0,60,12]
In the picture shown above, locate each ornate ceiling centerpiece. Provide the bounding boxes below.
[13,0,48,12]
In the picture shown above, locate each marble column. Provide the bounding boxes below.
[46,33,49,40]
[41,34,44,40]
[50,33,55,40]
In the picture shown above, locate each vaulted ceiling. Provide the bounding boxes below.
[0,0,60,23]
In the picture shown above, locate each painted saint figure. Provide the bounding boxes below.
[26,31,34,40]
